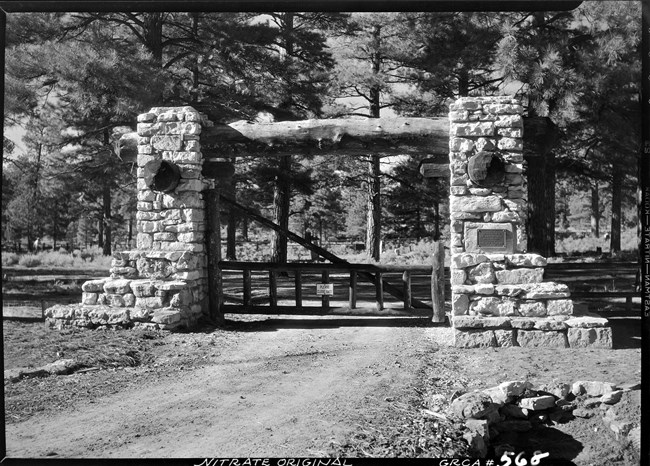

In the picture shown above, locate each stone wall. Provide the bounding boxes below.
[447,97,611,348]
[46,107,213,330]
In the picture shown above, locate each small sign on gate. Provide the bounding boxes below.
[316,283,334,296]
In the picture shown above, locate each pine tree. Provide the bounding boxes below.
[390,11,503,116]
[327,13,407,261]
[5,17,164,254]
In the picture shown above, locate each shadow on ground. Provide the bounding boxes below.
[195,315,443,333]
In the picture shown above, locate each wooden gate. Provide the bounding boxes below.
[219,261,434,317]
[207,194,446,322]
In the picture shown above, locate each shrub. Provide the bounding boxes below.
[39,250,76,268]
[2,252,20,266]
[18,254,42,267]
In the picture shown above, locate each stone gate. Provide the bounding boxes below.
[44,98,613,348]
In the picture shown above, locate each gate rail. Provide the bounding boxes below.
[218,261,434,317]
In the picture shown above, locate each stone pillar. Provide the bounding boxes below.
[447,96,611,349]
[46,107,213,331]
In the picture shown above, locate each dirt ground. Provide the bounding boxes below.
[3,304,642,463]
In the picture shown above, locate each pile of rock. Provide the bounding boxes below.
[445,379,641,458]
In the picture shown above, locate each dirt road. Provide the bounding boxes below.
[5,316,432,458]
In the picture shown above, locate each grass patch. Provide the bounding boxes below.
[2,247,112,270]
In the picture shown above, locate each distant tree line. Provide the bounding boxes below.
[2,3,641,260]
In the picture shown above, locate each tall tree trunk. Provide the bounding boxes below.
[524,117,557,257]
[102,183,112,256]
[590,181,600,238]
[98,215,104,250]
[365,24,382,262]
[270,13,295,264]
[226,177,237,260]
[242,216,249,241]
[143,13,164,67]
[544,150,556,256]
[143,13,164,104]
[526,156,549,255]
[610,168,622,253]
[366,154,381,261]
[190,12,200,102]
[457,68,469,97]
[271,156,291,263]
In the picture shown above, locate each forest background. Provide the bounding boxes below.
[2,2,642,265]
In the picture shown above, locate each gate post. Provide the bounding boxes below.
[203,157,235,325]
[431,240,446,323]
[204,184,223,324]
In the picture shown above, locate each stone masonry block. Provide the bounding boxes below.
[152,309,182,324]
[567,327,613,349]
[450,196,503,213]
[135,296,167,309]
[452,122,495,137]
[103,279,132,294]
[564,316,609,328]
[520,283,570,299]
[497,137,523,151]
[516,330,568,348]
[547,299,574,316]
[452,293,470,315]
[81,279,108,293]
[451,253,489,269]
[454,329,497,348]
[453,315,512,329]
[494,329,516,347]
[468,262,495,284]
[469,297,503,316]
[451,269,467,286]
[518,301,547,317]
[130,280,157,297]
[495,268,544,285]
[81,292,98,305]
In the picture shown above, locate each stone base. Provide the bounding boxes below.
[453,324,612,349]
[45,273,208,331]
[45,303,202,331]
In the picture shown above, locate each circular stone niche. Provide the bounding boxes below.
[467,151,505,187]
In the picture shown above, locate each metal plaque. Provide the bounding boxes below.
[477,229,507,249]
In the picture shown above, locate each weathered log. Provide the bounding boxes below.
[419,154,449,178]
[208,117,449,143]
[202,117,450,156]
[118,115,556,162]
